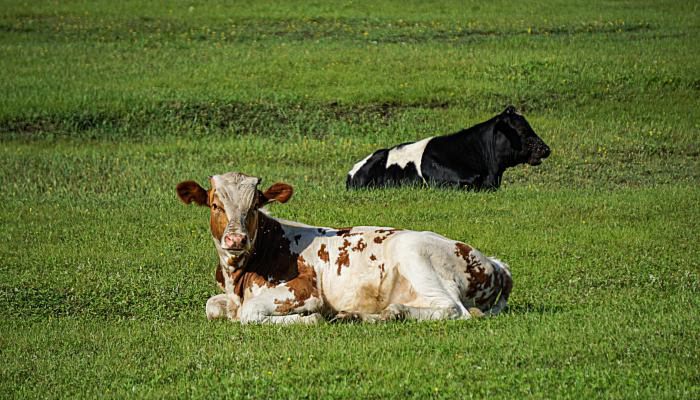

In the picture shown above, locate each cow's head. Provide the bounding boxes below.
[496,106,550,166]
[176,172,293,265]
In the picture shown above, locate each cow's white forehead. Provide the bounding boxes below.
[211,172,260,211]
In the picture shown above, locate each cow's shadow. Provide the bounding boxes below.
[501,303,564,315]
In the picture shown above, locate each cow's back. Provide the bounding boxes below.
[420,133,488,187]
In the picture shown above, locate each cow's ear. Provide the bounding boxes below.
[503,105,516,115]
[261,183,293,205]
[176,180,209,206]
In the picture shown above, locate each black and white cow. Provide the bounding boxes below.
[346,106,550,190]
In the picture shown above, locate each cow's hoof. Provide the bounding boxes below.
[301,313,325,325]
[380,304,406,321]
[333,311,362,323]
[467,307,485,318]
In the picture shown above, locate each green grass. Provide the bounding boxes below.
[1,0,699,398]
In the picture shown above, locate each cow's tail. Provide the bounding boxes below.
[487,258,512,315]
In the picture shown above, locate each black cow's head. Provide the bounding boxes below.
[495,106,550,166]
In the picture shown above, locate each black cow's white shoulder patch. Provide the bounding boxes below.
[346,137,434,188]
[385,137,432,183]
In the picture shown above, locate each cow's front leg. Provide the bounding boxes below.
[379,303,469,321]
[239,285,324,325]
[481,173,502,190]
[205,294,228,320]
[206,293,242,321]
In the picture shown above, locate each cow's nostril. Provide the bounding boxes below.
[224,235,234,248]
[224,234,247,248]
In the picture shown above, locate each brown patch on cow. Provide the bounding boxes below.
[468,265,489,286]
[351,238,367,252]
[285,256,319,309]
[475,269,509,309]
[334,227,364,238]
[317,244,330,262]
[369,254,377,261]
[215,264,225,290]
[274,297,296,313]
[373,229,399,244]
[208,190,228,241]
[455,243,493,299]
[377,265,387,296]
[336,239,351,275]
[274,255,320,313]
[454,243,473,259]
[226,267,275,299]
[335,228,352,236]
[455,243,484,278]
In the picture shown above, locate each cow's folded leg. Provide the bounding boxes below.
[239,293,325,325]
[333,310,382,323]
[332,311,362,323]
[205,294,229,320]
[241,311,324,325]
[381,304,471,321]
[381,303,467,321]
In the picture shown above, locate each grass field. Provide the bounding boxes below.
[1,0,699,398]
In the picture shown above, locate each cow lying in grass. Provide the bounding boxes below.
[176,172,512,324]
[346,106,550,190]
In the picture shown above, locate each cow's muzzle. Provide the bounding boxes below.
[527,140,551,166]
[223,233,247,250]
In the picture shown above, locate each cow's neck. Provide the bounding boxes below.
[223,212,300,299]
[455,122,505,173]
[244,212,299,282]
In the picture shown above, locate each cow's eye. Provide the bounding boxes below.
[212,203,221,212]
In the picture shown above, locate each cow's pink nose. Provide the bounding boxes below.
[224,233,246,248]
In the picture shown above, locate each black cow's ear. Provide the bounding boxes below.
[504,105,516,115]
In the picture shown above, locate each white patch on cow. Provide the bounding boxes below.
[385,137,432,182]
[347,153,374,179]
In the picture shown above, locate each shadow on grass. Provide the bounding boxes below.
[503,302,564,315]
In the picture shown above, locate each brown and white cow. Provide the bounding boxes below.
[176,172,512,324]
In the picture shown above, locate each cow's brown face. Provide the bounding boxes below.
[176,172,293,258]
[207,173,262,253]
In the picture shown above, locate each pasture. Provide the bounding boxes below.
[1,0,698,398]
